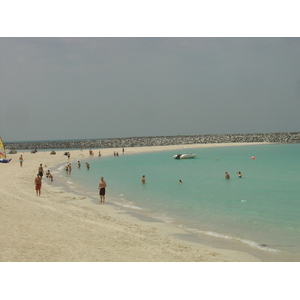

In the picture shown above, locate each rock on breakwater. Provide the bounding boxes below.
[5,132,300,150]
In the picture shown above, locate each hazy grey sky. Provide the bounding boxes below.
[1,37,300,142]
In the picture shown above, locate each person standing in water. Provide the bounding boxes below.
[225,172,230,179]
[237,171,242,178]
[141,175,146,184]
[98,177,107,204]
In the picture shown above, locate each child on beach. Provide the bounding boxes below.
[46,170,54,181]
[49,173,53,181]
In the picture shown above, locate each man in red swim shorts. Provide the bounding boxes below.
[35,174,42,196]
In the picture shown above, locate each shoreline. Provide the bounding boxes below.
[1,142,291,262]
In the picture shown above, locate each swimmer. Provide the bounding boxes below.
[141,175,146,183]
[237,171,242,178]
[225,172,230,179]
[179,180,182,184]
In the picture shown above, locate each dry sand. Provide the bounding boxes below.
[0,143,267,262]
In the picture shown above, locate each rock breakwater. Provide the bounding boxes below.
[5,132,300,150]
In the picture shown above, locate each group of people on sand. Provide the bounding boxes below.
[114,148,125,157]
[34,163,54,196]
[32,147,126,203]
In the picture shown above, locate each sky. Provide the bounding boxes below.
[1,37,300,142]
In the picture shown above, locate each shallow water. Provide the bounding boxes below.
[55,144,300,258]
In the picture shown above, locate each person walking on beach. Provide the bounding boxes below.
[19,155,23,167]
[225,172,230,179]
[98,177,107,204]
[38,164,44,178]
[35,174,42,196]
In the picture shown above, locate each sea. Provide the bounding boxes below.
[52,143,300,261]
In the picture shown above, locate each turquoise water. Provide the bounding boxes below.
[56,144,300,256]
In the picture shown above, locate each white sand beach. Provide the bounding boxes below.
[0,143,267,262]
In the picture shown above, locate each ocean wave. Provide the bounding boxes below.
[110,196,143,211]
[204,231,280,252]
[122,204,143,210]
[152,214,175,224]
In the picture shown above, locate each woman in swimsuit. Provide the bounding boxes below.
[19,155,23,167]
